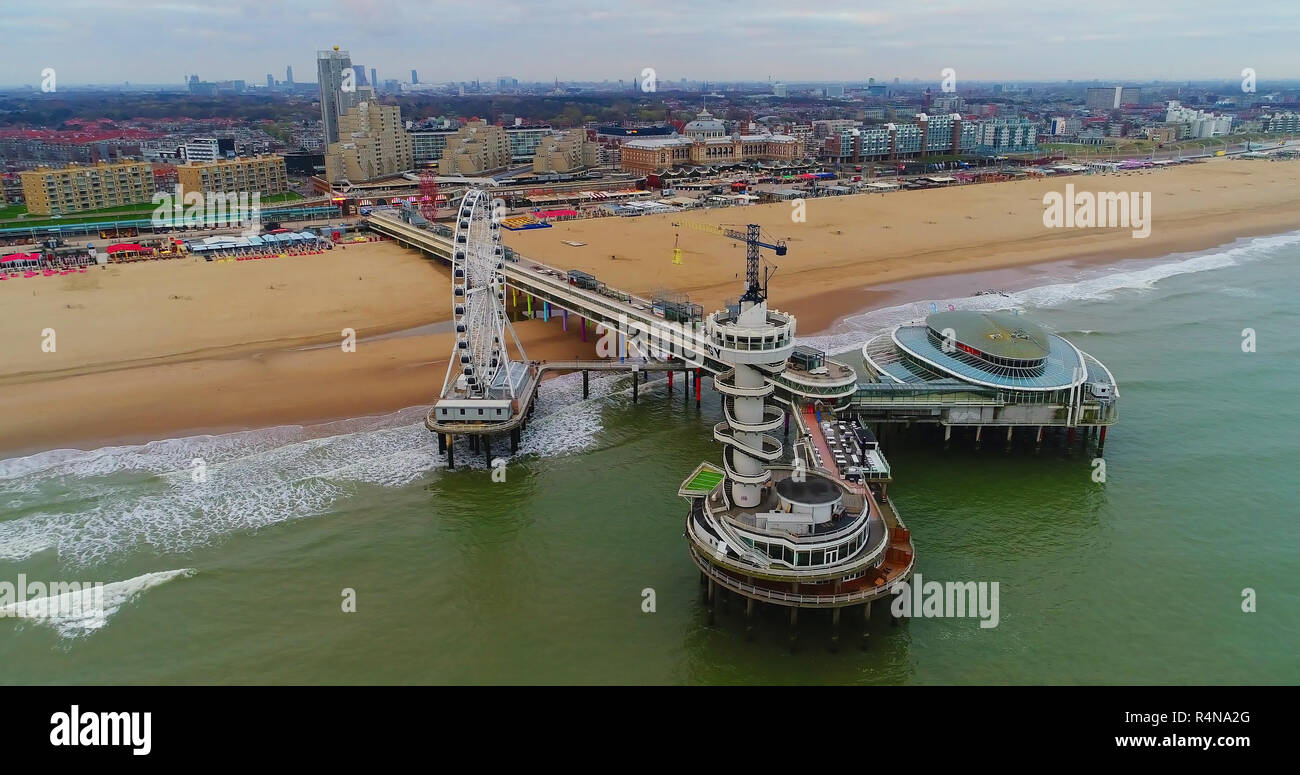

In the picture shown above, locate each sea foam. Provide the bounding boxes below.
[799,229,1300,354]
[0,371,614,567]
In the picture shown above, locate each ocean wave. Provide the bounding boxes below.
[0,372,611,566]
[802,229,1300,354]
[0,568,195,638]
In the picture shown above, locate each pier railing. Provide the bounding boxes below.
[690,546,913,608]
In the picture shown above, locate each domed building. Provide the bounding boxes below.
[683,107,727,139]
[620,105,806,174]
[859,310,1119,443]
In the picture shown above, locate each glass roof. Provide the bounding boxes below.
[892,325,1086,391]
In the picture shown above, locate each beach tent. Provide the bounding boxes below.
[1,252,43,270]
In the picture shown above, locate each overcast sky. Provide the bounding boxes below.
[4,0,1299,87]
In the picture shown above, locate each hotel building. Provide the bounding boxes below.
[621,108,803,173]
[20,161,154,215]
[176,155,289,196]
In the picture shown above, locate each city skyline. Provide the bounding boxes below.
[4,0,1300,88]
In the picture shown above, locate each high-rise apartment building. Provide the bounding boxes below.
[324,101,414,183]
[20,161,154,215]
[437,120,512,175]
[184,137,221,163]
[1086,86,1142,112]
[532,131,600,173]
[176,155,289,195]
[318,48,362,145]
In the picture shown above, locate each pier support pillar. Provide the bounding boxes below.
[483,434,491,467]
[512,288,516,307]
[784,413,790,438]
[944,425,952,450]
[668,370,673,392]
[974,425,983,450]
[543,301,550,322]
[1035,425,1045,452]
[1067,427,1076,452]
[745,597,756,642]
[831,607,842,652]
[695,368,702,408]
[438,433,446,454]
[526,294,532,316]
[562,308,567,331]
[580,316,586,342]
[632,371,638,404]
[582,370,589,399]
[510,427,519,454]
[1006,425,1014,452]
[446,436,455,470]
[1098,426,1108,456]
[469,435,478,453]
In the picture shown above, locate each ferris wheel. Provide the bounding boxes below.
[441,189,525,400]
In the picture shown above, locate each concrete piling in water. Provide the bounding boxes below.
[861,601,872,650]
[582,370,588,399]
[446,436,455,470]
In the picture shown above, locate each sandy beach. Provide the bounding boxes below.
[508,159,1300,333]
[2,157,1297,455]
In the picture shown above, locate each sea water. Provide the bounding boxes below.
[1,232,1297,684]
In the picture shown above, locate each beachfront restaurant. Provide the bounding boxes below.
[1,252,43,272]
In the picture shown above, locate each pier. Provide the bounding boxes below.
[366,211,1118,446]
[368,200,1117,645]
